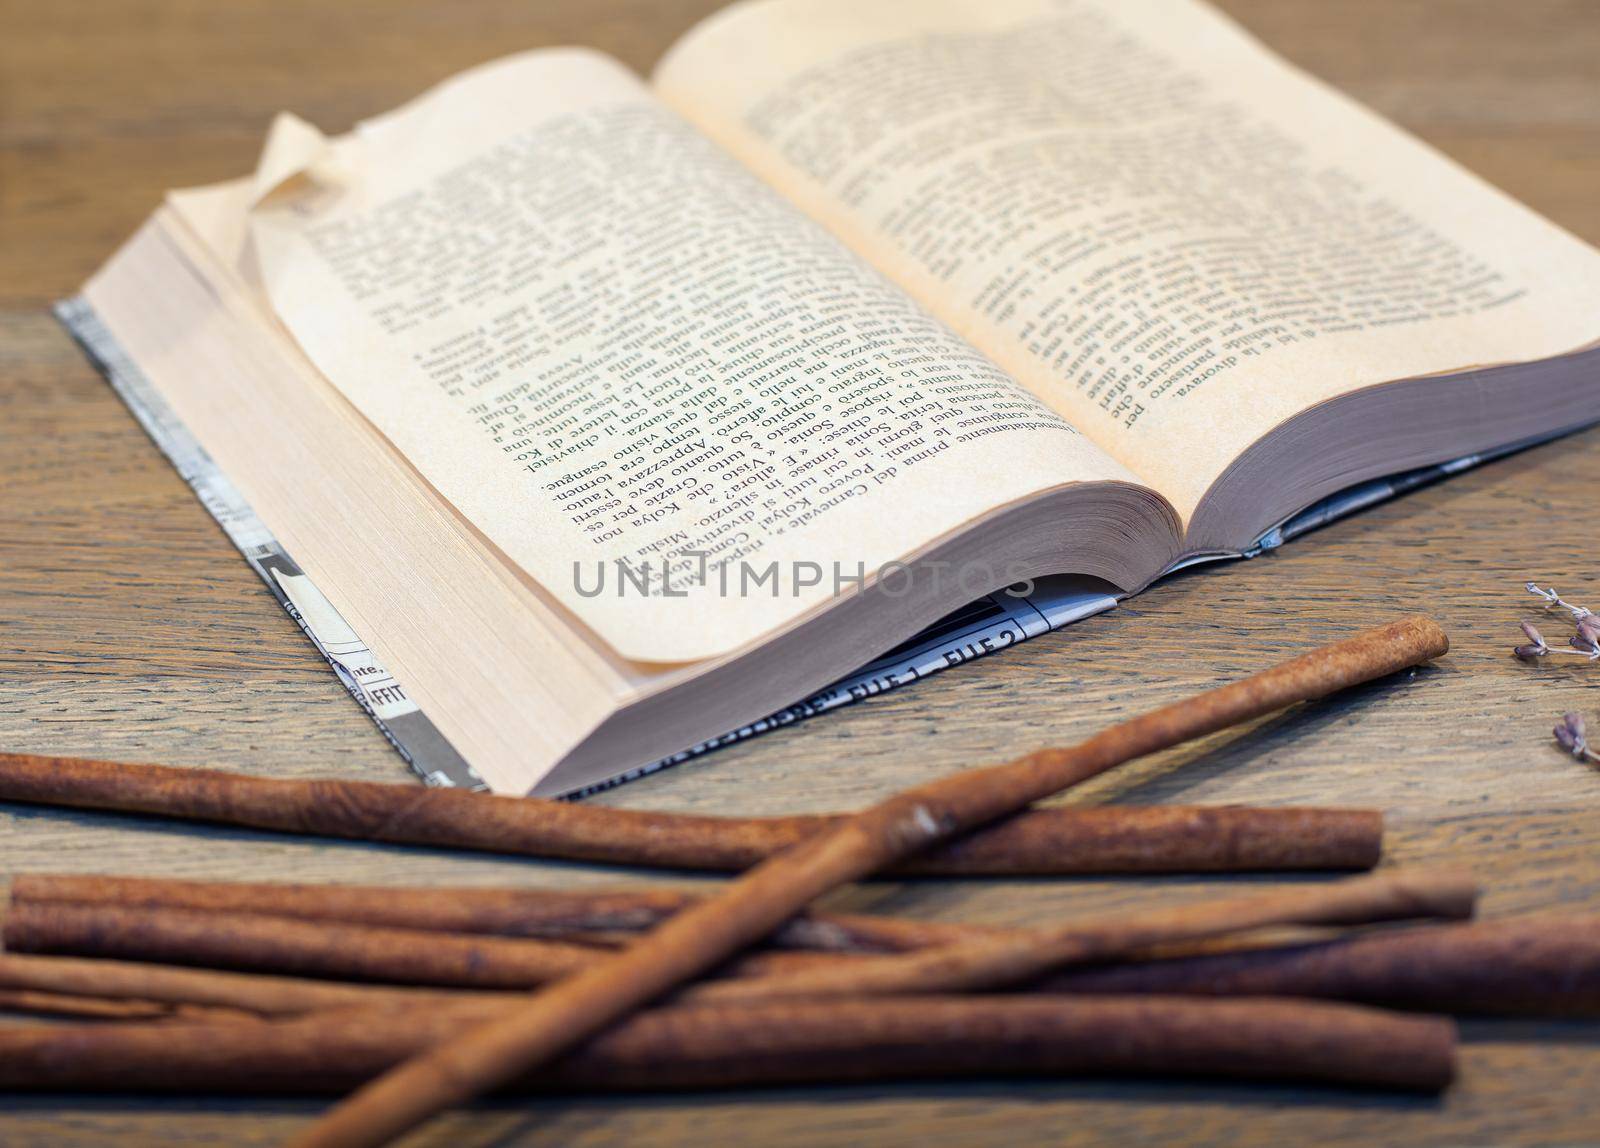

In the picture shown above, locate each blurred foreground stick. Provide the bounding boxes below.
[0,996,1457,1095]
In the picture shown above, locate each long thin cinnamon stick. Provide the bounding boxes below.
[685,867,1479,1004]
[0,996,1457,1094]
[0,756,1381,874]
[0,987,227,1023]
[1035,915,1600,1016]
[296,615,1448,1148]
[10,874,990,954]
[5,913,1597,1023]
[8,869,1474,996]
[0,903,857,988]
[0,952,493,1017]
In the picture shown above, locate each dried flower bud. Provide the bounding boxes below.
[1573,635,1600,658]
[1555,712,1589,757]
[1578,617,1600,645]
[1516,622,1549,658]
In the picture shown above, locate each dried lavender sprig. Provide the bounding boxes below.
[1513,616,1600,662]
[1518,588,1600,762]
[1527,582,1595,621]
[1554,713,1600,764]
[1513,621,1599,661]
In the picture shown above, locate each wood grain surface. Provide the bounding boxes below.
[4,1,1600,1144]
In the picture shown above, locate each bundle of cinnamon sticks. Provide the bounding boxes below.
[0,617,1587,1148]
[0,868,1480,1092]
[1,867,1597,1094]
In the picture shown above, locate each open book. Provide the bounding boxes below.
[67,0,1600,796]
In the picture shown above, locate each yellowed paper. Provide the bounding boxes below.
[656,0,1600,522]
[242,48,1140,663]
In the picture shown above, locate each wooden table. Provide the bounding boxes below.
[5,1,1600,1143]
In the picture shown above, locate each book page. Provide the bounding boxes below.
[242,48,1143,663]
[655,0,1600,524]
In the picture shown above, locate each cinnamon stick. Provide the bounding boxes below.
[0,903,858,988]
[295,615,1448,1148]
[0,756,1381,874]
[10,874,989,954]
[5,869,1468,992]
[1034,916,1600,1017]
[5,913,1597,1024]
[685,867,1479,1004]
[0,952,492,1017]
[0,996,1457,1094]
[0,987,241,1023]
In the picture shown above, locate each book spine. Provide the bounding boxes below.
[54,296,486,791]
